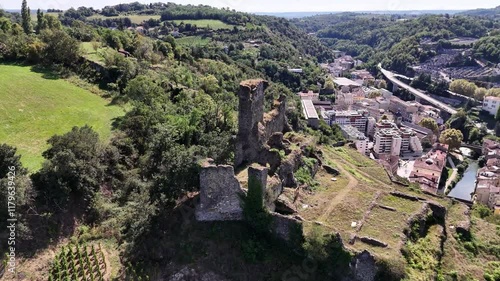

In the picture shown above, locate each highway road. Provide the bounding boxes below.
[378,64,458,115]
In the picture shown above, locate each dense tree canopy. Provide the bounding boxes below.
[419,118,439,134]
[439,129,464,150]
[473,35,500,63]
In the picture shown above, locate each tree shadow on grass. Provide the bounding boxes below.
[30,65,68,80]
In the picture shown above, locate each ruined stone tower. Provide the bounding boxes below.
[235,79,268,168]
[234,79,289,168]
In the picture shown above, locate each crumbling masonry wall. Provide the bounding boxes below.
[195,160,244,221]
[235,79,288,168]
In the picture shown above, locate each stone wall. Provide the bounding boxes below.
[278,150,304,187]
[248,165,283,211]
[263,95,290,140]
[269,212,303,242]
[195,160,244,221]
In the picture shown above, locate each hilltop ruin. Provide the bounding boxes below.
[196,79,307,242]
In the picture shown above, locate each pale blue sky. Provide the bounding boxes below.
[1,0,498,12]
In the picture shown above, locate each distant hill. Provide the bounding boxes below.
[255,10,464,18]
[460,6,500,17]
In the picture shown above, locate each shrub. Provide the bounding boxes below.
[241,238,266,263]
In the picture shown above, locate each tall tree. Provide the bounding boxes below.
[21,0,32,34]
[31,126,104,211]
[36,8,44,33]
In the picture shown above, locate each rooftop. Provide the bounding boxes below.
[327,110,367,118]
[302,99,319,119]
[333,77,361,87]
[485,96,500,101]
[340,125,367,140]
[413,145,448,173]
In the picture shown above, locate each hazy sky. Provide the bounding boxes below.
[1,0,498,12]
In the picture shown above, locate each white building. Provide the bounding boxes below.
[326,110,369,135]
[340,125,369,156]
[374,127,402,157]
[366,117,376,138]
[483,96,500,116]
[302,99,319,128]
[373,120,423,158]
[475,181,500,209]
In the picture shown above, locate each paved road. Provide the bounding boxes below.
[379,64,458,115]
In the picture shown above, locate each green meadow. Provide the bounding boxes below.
[0,64,125,171]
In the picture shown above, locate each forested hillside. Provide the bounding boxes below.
[460,5,500,17]
[293,13,500,73]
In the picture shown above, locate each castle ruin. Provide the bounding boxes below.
[196,79,302,242]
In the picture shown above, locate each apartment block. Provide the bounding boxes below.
[340,125,369,156]
[326,110,370,135]
[373,120,423,158]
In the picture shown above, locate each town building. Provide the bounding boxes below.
[326,110,370,135]
[333,77,362,92]
[302,99,319,128]
[335,92,354,109]
[297,91,319,102]
[340,125,369,156]
[351,69,375,86]
[483,139,500,160]
[413,105,443,125]
[482,96,500,116]
[401,122,436,143]
[409,143,449,194]
[366,117,376,138]
[474,139,500,210]
[475,179,500,209]
[373,120,423,158]
[313,100,333,111]
[388,96,420,121]
[352,98,387,119]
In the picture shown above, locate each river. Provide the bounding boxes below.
[448,162,479,201]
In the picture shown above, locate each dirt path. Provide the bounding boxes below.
[318,161,359,222]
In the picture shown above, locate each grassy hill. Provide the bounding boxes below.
[170,19,235,30]
[0,64,125,171]
[87,14,161,24]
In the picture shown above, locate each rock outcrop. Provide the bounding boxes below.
[350,251,378,281]
[275,194,297,214]
[323,165,340,176]
[169,267,229,281]
[358,236,388,248]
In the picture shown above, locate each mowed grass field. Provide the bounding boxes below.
[87,14,161,24]
[171,19,235,30]
[0,64,125,171]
